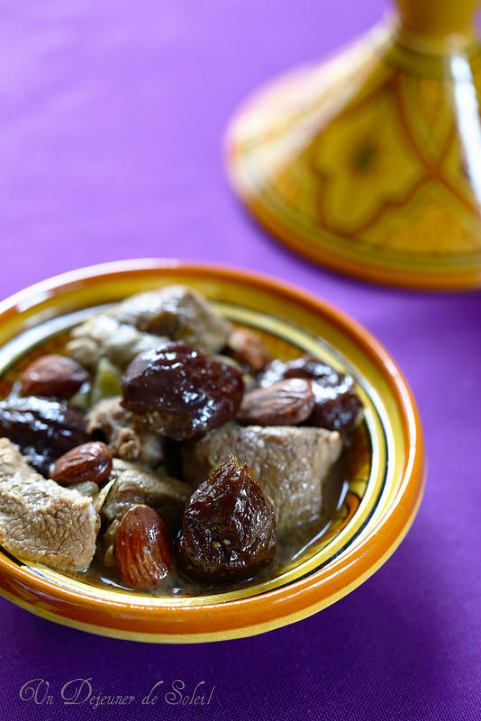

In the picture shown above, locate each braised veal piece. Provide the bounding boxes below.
[101,458,189,533]
[182,425,342,535]
[0,284,364,594]
[86,397,166,468]
[0,439,99,572]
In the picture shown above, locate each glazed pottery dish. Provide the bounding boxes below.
[226,0,481,290]
[0,260,425,642]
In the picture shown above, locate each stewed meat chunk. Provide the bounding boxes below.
[101,459,190,533]
[86,397,165,468]
[113,285,233,354]
[0,438,100,572]
[67,315,163,371]
[182,425,342,535]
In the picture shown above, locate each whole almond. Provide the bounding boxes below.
[227,328,271,371]
[116,504,172,588]
[259,354,363,433]
[50,441,112,486]
[21,354,89,400]
[238,378,315,426]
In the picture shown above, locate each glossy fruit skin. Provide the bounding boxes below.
[238,378,315,426]
[49,441,112,486]
[177,457,276,582]
[121,342,244,441]
[0,396,89,476]
[260,355,363,433]
[20,354,89,400]
[116,504,172,588]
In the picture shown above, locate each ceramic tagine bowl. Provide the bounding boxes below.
[226,0,481,290]
[0,260,425,642]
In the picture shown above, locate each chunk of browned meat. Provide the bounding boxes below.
[112,285,233,354]
[66,315,163,371]
[86,397,165,468]
[100,459,190,534]
[182,425,342,534]
[0,438,100,572]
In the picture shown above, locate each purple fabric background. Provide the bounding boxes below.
[1,1,480,719]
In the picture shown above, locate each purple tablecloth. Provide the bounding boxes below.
[1,1,480,719]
